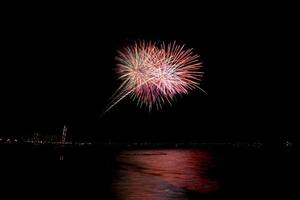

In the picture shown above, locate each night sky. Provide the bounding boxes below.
[1,4,296,143]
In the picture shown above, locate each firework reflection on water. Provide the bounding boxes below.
[113,149,218,200]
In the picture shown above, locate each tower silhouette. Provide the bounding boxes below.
[62,125,67,143]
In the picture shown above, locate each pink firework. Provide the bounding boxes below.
[105,41,205,113]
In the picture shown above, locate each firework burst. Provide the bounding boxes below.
[105,41,205,113]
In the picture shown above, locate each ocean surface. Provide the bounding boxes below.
[0,144,293,199]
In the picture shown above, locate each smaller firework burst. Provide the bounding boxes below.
[105,41,205,113]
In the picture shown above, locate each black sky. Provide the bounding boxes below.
[1,4,297,142]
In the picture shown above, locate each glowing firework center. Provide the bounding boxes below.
[105,41,204,112]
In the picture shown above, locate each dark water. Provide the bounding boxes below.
[0,145,293,199]
[113,149,218,200]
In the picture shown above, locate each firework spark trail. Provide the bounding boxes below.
[104,41,205,114]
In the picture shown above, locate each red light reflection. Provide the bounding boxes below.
[113,149,218,200]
